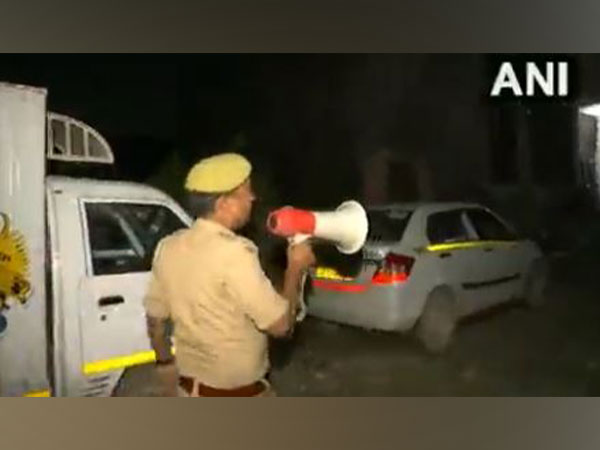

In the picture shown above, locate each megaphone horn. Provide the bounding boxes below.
[267,200,369,254]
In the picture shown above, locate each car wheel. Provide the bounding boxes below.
[523,259,548,308]
[415,288,457,354]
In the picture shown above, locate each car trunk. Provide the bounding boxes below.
[310,208,414,287]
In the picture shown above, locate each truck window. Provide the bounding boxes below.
[88,133,107,158]
[84,202,187,276]
[70,124,85,156]
[51,119,67,155]
[47,113,114,163]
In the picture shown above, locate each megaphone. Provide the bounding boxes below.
[267,200,369,254]
[267,200,369,323]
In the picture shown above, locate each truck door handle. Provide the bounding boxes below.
[483,247,494,252]
[439,252,452,258]
[98,296,125,307]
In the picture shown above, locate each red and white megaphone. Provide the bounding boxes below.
[267,200,369,254]
[267,200,369,322]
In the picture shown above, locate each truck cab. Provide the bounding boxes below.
[47,177,191,396]
[0,82,192,396]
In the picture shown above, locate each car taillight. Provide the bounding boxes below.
[371,253,414,285]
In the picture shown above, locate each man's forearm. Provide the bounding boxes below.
[281,266,305,330]
[146,315,173,363]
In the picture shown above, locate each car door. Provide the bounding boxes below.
[423,209,481,315]
[77,200,189,392]
[463,208,521,309]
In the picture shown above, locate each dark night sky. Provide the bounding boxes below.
[1,54,597,214]
[1,55,182,147]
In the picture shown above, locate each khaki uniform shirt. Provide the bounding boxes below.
[143,218,288,389]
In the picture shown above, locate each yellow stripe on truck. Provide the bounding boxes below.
[83,346,177,375]
[83,350,157,375]
[426,240,517,252]
[23,389,51,397]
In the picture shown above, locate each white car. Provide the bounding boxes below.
[306,202,547,353]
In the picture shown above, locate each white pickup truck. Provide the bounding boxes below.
[0,82,191,397]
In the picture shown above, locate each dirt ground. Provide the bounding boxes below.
[115,254,600,397]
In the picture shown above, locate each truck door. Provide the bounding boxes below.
[81,201,189,383]
[51,191,189,396]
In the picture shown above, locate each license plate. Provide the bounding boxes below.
[314,266,354,281]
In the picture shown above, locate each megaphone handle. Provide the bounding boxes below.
[296,270,308,322]
[287,235,310,322]
[290,234,310,246]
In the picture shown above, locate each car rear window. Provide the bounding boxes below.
[367,209,412,242]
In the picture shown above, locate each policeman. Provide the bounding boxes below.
[143,153,315,397]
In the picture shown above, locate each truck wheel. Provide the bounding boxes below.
[415,288,457,354]
[523,259,548,308]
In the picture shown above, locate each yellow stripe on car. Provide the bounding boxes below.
[23,389,51,397]
[426,240,517,252]
[314,266,353,281]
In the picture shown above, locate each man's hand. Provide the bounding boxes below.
[155,362,178,397]
[287,241,316,272]
[266,241,316,338]
[146,315,178,396]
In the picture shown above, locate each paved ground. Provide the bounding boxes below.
[115,256,600,396]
